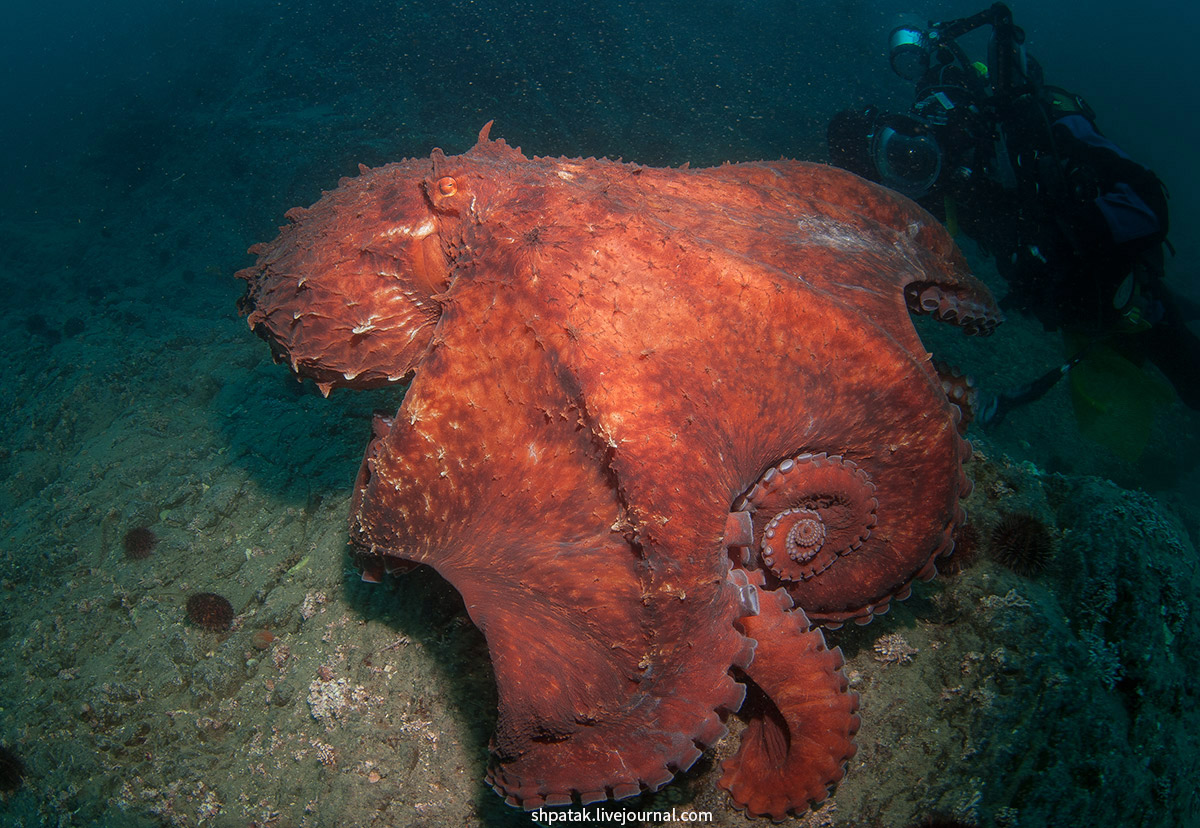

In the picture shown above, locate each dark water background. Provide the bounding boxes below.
[1,1,1199,825]
[3,0,1197,266]
[4,0,1195,244]
[4,0,1196,505]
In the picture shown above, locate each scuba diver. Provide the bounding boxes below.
[827,2,1199,423]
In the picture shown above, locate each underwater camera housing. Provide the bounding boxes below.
[889,2,1026,92]
[870,115,943,198]
[850,2,1029,199]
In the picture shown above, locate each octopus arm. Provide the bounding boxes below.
[691,160,1002,341]
[478,554,752,808]
[351,284,752,808]
[718,574,860,820]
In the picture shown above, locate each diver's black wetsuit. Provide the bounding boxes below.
[826,8,1198,411]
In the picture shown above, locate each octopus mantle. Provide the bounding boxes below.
[237,123,999,819]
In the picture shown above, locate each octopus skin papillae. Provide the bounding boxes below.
[237,123,1001,819]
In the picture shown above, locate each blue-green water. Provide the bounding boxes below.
[1,2,1197,826]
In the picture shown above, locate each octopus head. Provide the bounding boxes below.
[236,158,452,395]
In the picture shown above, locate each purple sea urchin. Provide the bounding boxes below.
[122,526,157,560]
[186,592,234,631]
[990,512,1054,576]
[0,744,24,794]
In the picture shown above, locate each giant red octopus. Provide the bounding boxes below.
[237,123,1001,819]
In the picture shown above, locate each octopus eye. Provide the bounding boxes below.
[436,177,458,197]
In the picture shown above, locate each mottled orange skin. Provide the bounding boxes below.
[237,124,999,818]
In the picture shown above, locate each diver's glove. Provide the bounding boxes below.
[978,350,1092,427]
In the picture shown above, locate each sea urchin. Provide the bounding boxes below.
[989,512,1054,576]
[0,744,24,794]
[186,592,234,631]
[122,526,157,560]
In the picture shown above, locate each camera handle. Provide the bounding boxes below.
[928,3,1025,104]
